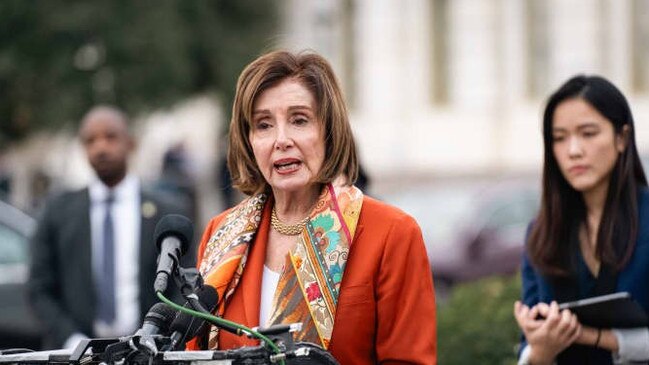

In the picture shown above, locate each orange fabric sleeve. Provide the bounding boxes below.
[375,214,437,364]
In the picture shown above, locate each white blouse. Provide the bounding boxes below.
[259,265,281,328]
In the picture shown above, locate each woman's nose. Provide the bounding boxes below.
[274,123,293,150]
[568,136,583,157]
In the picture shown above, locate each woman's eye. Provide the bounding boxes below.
[552,135,565,143]
[582,130,598,138]
[293,117,309,126]
[255,121,271,130]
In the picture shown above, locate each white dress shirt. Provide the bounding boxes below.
[89,175,141,338]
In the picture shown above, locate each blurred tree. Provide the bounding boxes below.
[0,0,277,144]
[437,275,521,365]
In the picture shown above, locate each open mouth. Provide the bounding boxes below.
[274,159,301,172]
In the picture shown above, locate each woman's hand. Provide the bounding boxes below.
[514,301,582,365]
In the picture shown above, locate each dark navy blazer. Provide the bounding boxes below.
[520,187,649,363]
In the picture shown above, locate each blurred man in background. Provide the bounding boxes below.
[27,106,188,349]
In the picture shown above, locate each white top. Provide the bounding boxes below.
[89,175,141,338]
[259,265,281,328]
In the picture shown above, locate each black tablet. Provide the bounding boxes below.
[559,292,648,328]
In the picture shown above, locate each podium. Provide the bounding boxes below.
[0,340,339,365]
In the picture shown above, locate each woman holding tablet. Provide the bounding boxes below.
[514,75,649,364]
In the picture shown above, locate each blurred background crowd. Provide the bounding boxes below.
[2,1,649,363]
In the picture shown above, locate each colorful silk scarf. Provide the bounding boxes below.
[198,183,363,349]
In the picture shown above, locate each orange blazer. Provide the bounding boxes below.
[193,196,437,364]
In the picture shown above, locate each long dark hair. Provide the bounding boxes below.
[528,75,648,275]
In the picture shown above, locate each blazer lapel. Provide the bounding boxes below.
[68,189,94,310]
[351,224,363,246]
[139,191,158,262]
[78,189,92,270]
[139,190,160,313]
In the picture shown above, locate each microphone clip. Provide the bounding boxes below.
[174,266,204,298]
[251,323,303,353]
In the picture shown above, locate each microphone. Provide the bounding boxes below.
[133,302,177,337]
[102,303,178,362]
[167,285,219,350]
[154,214,193,293]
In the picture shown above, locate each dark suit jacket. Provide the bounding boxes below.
[520,187,649,363]
[27,186,189,349]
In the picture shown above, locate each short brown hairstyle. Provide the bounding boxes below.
[228,50,359,195]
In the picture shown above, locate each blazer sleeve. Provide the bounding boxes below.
[518,225,541,357]
[375,213,437,364]
[521,252,541,308]
[27,200,83,348]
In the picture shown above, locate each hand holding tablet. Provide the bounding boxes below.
[556,292,647,328]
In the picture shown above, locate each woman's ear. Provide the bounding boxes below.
[616,124,630,153]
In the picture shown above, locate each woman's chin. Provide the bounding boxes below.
[269,178,316,195]
[568,178,600,194]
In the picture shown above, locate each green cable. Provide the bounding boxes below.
[156,291,286,364]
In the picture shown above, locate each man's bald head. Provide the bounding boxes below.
[79,105,134,187]
[80,106,130,135]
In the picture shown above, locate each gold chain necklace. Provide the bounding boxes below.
[271,206,309,236]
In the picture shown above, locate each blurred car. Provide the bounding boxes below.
[383,178,539,298]
[0,200,41,350]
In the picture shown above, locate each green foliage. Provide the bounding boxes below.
[437,275,522,365]
[0,0,278,145]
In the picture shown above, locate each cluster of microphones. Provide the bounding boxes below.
[128,285,219,352]
[129,214,240,353]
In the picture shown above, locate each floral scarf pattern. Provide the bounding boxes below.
[198,183,363,349]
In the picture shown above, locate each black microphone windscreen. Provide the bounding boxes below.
[169,285,219,339]
[143,302,177,334]
[154,214,193,254]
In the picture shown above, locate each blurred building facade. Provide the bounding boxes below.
[281,0,649,184]
[5,0,649,218]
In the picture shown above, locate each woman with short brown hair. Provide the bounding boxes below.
[189,50,437,364]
